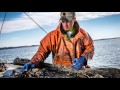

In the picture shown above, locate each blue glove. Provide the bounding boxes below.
[22,62,36,71]
[71,56,87,70]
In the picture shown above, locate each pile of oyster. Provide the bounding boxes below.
[1,58,120,78]
[0,61,7,72]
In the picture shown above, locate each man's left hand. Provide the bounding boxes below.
[71,56,87,70]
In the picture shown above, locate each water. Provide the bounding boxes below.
[0,38,120,69]
[88,38,120,69]
[0,46,52,64]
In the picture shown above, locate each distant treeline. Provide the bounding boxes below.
[94,37,120,41]
[0,37,120,50]
[0,45,39,50]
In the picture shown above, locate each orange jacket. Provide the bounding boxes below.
[31,22,94,66]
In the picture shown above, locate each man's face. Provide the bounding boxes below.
[61,18,75,32]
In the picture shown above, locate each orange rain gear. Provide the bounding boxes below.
[31,22,94,66]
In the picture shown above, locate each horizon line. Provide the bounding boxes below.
[0,37,120,49]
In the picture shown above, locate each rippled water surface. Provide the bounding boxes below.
[0,38,120,69]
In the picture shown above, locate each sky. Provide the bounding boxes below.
[0,12,120,48]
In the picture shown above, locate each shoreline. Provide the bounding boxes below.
[0,37,120,50]
[0,45,39,50]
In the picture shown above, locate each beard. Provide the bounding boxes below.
[60,23,68,34]
[60,22,79,38]
[60,24,74,39]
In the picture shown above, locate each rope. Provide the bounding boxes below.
[0,12,7,34]
[24,12,48,34]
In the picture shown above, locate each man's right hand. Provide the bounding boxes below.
[22,62,36,71]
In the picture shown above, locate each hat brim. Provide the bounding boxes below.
[60,17,73,22]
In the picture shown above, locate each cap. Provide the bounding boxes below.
[60,12,75,22]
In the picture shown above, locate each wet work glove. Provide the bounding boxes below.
[22,62,36,71]
[71,56,87,70]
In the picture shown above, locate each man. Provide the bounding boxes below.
[22,12,94,70]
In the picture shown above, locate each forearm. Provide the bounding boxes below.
[81,44,94,60]
[31,42,51,66]
[30,52,47,66]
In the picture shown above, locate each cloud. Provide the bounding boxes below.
[0,12,120,33]
[76,12,120,20]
